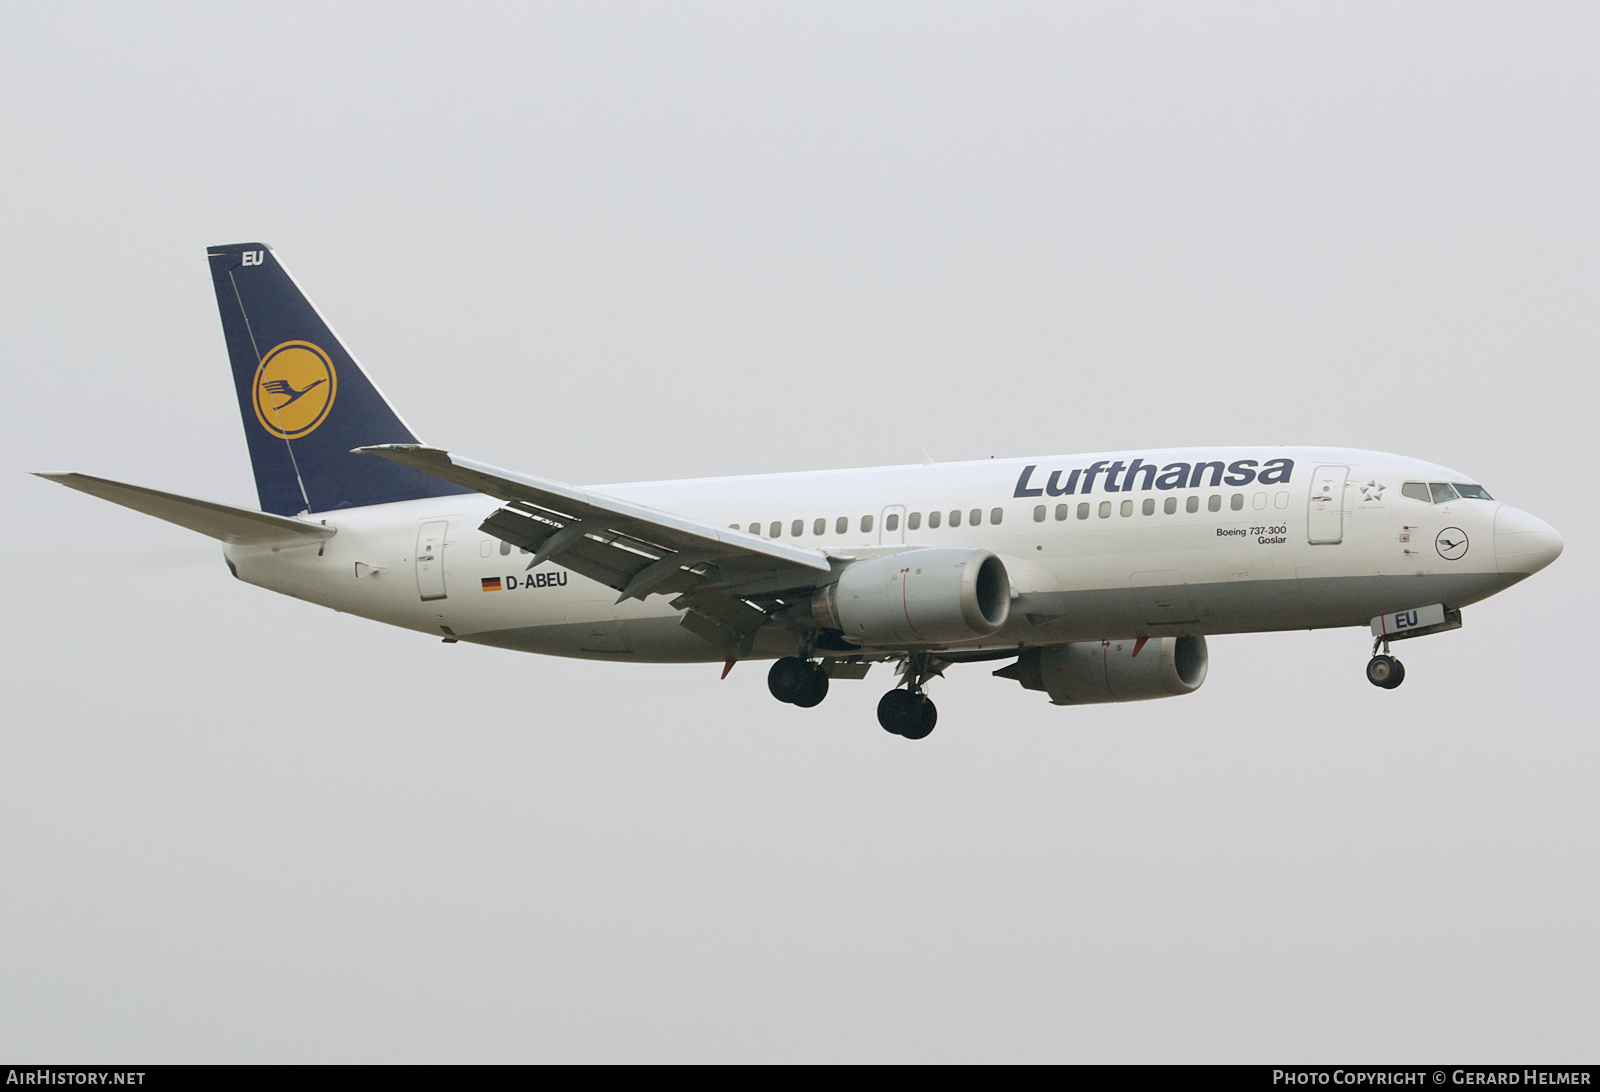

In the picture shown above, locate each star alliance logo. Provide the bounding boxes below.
[1359,480,1386,502]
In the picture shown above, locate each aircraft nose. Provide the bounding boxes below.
[1494,505,1563,576]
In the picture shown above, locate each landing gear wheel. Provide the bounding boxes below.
[877,689,937,739]
[901,699,937,740]
[769,657,830,707]
[1366,655,1405,689]
[768,657,812,703]
[792,665,830,708]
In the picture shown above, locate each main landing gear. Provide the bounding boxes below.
[1366,638,1406,690]
[766,652,940,741]
[768,656,829,708]
[878,689,937,740]
[877,653,939,740]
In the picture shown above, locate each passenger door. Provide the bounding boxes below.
[1306,466,1348,545]
[415,520,449,600]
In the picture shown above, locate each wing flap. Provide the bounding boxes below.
[481,503,712,600]
[35,472,336,547]
[359,445,831,603]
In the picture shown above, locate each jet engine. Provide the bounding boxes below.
[812,548,1011,646]
[996,636,1208,705]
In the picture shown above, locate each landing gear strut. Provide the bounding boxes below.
[878,653,940,740]
[768,656,829,707]
[1366,637,1405,689]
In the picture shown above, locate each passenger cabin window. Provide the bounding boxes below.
[749,522,761,535]
[1099,501,1111,518]
[1120,499,1133,517]
[1455,483,1494,500]
[990,507,1003,525]
[769,521,781,538]
[928,510,941,529]
[1055,504,1069,521]
[1164,497,1176,515]
[500,540,512,556]
[1143,498,1155,516]
[885,513,899,532]
[908,512,922,530]
[949,509,962,528]
[1429,482,1460,504]
[1077,503,1090,520]
[969,508,981,526]
[813,518,826,536]
[1208,495,1222,513]
[862,514,874,533]
[1253,492,1267,510]
[836,516,849,534]
[1186,496,1199,513]
[1034,505,1046,523]
[1230,494,1244,511]
[791,519,804,537]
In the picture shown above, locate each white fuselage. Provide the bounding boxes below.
[224,446,1560,663]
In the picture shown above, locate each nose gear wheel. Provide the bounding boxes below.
[1366,654,1405,689]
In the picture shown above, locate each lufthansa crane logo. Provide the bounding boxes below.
[1435,527,1469,561]
[252,341,337,439]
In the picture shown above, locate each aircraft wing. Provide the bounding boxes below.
[356,446,833,622]
[35,472,336,547]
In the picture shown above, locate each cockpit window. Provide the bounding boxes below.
[1404,481,1491,503]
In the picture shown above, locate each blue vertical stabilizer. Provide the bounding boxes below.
[206,242,474,515]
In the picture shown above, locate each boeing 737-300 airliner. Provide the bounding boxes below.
[37,243,1564,739]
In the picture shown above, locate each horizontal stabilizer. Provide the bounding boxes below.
[35,472,336,547]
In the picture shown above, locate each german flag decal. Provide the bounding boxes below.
[481,577,503,592]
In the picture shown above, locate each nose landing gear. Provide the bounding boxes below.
[1366,638,1405,689]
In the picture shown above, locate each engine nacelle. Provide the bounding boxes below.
[996,636,1208,705]
[812,548,1011,646]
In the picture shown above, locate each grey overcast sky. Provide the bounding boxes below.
[2,2,1596,1062]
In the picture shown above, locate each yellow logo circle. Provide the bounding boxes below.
[252,341,337,439]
